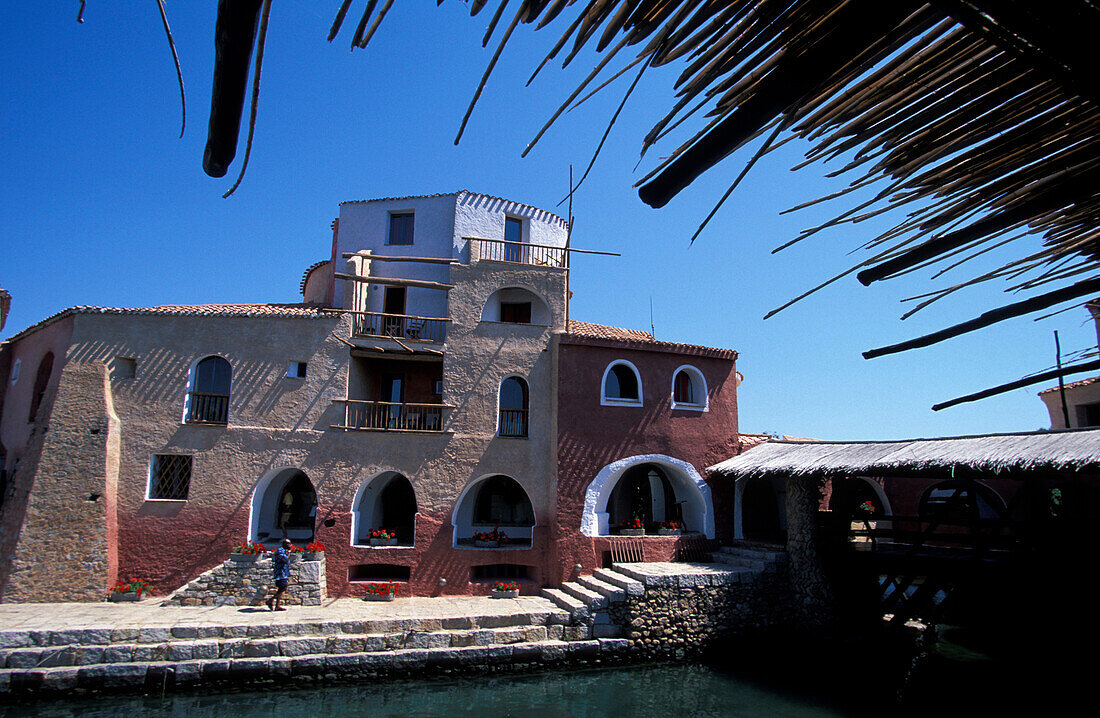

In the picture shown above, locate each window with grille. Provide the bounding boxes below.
[148,454,192,500]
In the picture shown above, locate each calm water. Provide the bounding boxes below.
[2,664,860,718]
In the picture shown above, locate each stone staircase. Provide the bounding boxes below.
[709,544,789,577]
[0,599,629,694]
[540,567,644,639]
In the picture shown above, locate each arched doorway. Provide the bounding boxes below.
[737,475,786,542]
[919,480,1006,524]
[606,463,678,530]
[251,468,317,546]
[352,472,417,546]
[581,454,715,538]
[830,476,890,517]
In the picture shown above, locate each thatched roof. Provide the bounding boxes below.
[708,428,1100,478]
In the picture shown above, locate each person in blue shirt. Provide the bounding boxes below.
[266,538,292,611]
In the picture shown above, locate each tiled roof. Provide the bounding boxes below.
[563,320,737,360]
[5,303,334,343]
[737,433,774,452]
[566,320,654,342]
[1038,376,1100,395]
[300,260,331,293]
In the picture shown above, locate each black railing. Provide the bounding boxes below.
[498,409,529,437]
[185,392,229,424]
[338,400,446,432]
[349,312,447,342]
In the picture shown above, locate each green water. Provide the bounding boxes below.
[2,664,859,718]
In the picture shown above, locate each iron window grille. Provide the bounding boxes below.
[149,454,192,500]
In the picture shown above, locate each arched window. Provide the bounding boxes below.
[353,472,417,546]
[28,352,54,422]
[919,480,1006,524]
[602,361,642,405]
[498,376,529,437]
[474,475,535,526]
[671,365,707,411]
[185,356,232,424]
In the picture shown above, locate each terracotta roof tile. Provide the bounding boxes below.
[4,303,333,343]
[300,260,331,293]
[1038,375,1100,395]
[563,320,737,360]
[566,320,654,342]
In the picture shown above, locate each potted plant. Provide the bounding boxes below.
[656,520,681,536]
[491,580,520,598]
[303,541,326,561]
[230,540,268,560]
[109,578,151,602]
[362,582,396,602]
[473,526,509,548]
[368,528,398,546]
[620,517,645,536]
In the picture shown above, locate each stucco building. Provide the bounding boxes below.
[0,191,740,602]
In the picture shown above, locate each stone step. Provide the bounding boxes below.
[592,568,645,597]
[539,588,590,622]
[576,575,627,603]
[0,609,571,652]
[612,562,755,587]
[0,638,634,694]
[560,581,607,610]
[717,546,788,563]
[1,624,574,670]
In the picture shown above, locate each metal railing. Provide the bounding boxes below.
[185,392,229,424]
[349,312,447,342]
[474,238,567,267]
[336,399,447,432]
[498,408,529,437]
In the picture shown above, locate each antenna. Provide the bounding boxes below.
[650,296,655,338]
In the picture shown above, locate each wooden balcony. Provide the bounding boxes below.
[184,392,229,424]
[349,311,447,342]
[472,238,566,268]
[333,399,449,432]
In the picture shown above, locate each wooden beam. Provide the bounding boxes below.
[341,252,459,264]
[334,273,454,291]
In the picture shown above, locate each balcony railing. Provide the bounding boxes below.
[474,238,566,268]
[335,399,447,432]
[349,311,447,342]
[185,392,229,424]
[498,408,529,438]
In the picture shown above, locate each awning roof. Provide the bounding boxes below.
[709,428,1100,478]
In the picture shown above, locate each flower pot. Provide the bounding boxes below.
[370,538,398,546]
[303,551,323,561]
[363,592,395,602]
[656,528,681,536]
[619,528,645,536]
[475,540,501,548]
[491,589,519,599]
[109,592,141,603]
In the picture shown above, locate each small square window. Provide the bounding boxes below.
[388,213,414,245]
[111,357,137,381]
[148,454,192,501]
[500,302,532,324]
[287,361,307,379]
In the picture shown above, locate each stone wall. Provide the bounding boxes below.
[612,569,795,658]
[161,555,326,607]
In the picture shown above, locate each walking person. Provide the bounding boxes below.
[266,538,292,611]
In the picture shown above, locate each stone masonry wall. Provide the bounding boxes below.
[614,570,795,658]
[162,555,326,607]
[3,362,117,602]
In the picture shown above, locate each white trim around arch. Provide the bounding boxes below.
[600,359,643,406]
[670,364,708,412]
[451,473,537,548]
[249,466,315,545]
[349,470,419,546]
[581,454,714,538]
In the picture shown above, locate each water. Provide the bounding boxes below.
[2,664,857,718]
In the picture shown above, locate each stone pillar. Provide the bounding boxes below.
[784,475,834,628]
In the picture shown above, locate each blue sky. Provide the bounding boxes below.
[1,2,1092,440]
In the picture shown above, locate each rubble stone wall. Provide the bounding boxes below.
[161,555,326,607]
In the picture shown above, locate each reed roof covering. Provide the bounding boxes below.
[708,428,1100,477]
[329,1,1100,407]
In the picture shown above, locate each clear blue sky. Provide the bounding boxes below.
[1,3,1091,440]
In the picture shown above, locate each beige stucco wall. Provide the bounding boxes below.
[1040,381,1100,429]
